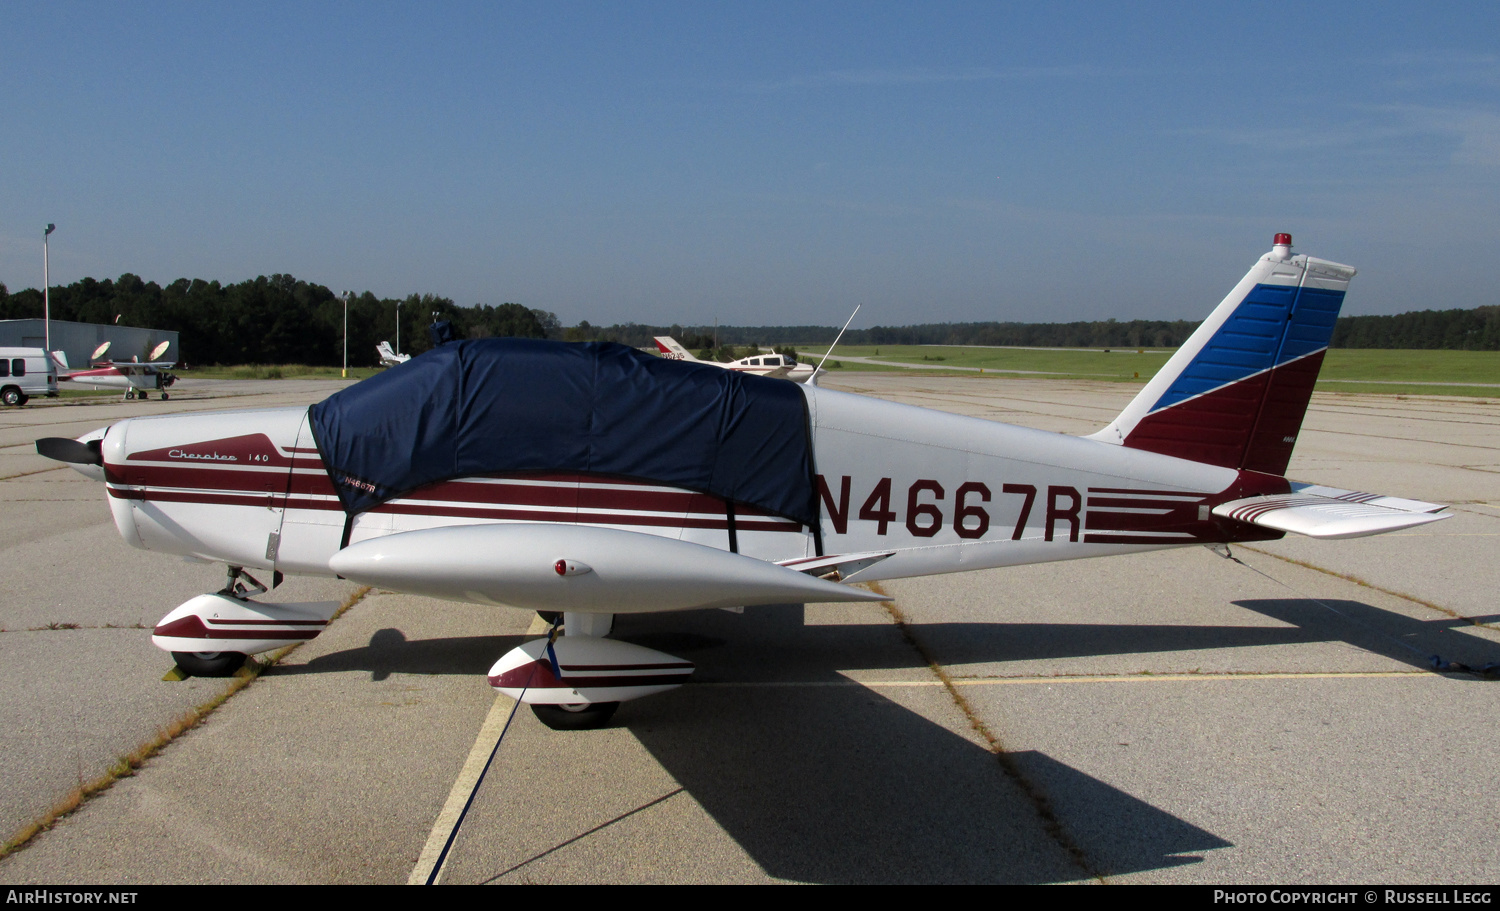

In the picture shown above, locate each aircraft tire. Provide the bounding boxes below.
[171,651,247,677]
[531,702,619,730]
[126,390,136,400]
[161,392,169,400]
[1,387,20,406]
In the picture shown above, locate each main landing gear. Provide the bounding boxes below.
[487,611,694,731]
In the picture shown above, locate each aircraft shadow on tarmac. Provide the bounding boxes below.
[1231,599,1500,674]
[279,595,1500,683]
[266,628,528,680]
[465,606,1230,884]
[277,595,1497,883]
[617,690,1229,883]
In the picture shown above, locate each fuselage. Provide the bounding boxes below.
[67,363,172,393]
[97,382,1284,606]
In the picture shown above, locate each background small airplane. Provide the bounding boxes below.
[654,336,815,382]
[59,340,178,401]
[377,341,411,367]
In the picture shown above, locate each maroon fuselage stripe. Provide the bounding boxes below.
[154,615,322,641]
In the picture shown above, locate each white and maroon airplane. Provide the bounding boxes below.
[653,336,816,382]
[37,235,1447,728]
[60,340,179,401]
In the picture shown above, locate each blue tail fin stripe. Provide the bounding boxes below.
[1149,284,1345,414]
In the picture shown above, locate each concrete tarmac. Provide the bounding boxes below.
[0,374,1495,884]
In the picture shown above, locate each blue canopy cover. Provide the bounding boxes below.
[308,339,819,528]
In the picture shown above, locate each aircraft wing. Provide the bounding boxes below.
[92,361,173,374]
[1213,484,1449,539]
[328,524,891,613]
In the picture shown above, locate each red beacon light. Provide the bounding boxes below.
[1270,233,1293,262]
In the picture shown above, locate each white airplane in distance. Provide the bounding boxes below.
[37,235,1449,730]
[377,341,411,367]
[59,341,179,401]
[654,336,816,382]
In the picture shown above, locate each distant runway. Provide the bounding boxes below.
[1,373,1496,883]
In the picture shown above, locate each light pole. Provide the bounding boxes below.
[396,298,401,357]
[43,224,55,353]
[342,291,349,379]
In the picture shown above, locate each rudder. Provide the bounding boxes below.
[1090,234,1355,477]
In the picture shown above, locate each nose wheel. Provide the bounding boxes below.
[171,651,247,677]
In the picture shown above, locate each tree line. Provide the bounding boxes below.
[0,274,556,366]
[2,273,1496,365]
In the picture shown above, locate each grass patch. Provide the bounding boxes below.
[789,345,1499,392]
[799,344,1174,381]
[1318,349,1500,386]
[0,584,374,860]
[54,389,116,399]
[185,364,382,381]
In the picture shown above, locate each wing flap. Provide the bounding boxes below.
[1213,486,1450,539]
[778,550,894,581]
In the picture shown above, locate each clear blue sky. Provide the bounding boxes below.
[3,1,1497,327]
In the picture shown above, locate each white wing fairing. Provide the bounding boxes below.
[37,235,1449,724]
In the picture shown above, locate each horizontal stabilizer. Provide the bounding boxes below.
[329,523,890,613]
[1213,484,1449,539]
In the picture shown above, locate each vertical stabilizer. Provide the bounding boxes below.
[653,337,701,362]
[1089,235,1355,476]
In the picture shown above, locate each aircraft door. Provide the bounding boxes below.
[273,413,387,575]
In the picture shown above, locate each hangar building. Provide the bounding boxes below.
[0,319,180,369]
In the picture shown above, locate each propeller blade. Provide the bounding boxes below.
[36,437,103,466]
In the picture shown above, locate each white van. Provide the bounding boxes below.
[0,348,61,406]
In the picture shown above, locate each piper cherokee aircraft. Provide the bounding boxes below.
[653,336,816,382]
[377,340,411,367]
[60,340,179,401]
[37,235,1448,729]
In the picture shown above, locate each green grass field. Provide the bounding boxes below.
[66,350,1493,398]
[792,345,1500,395]
[183,364,382,380]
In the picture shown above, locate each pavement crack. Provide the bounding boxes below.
[866,581,1104,883]
[0,583,374,861]
[481,788,686,883]
[1237,546,1499,632]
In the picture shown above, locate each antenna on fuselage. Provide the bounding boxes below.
[810,305,860,387]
